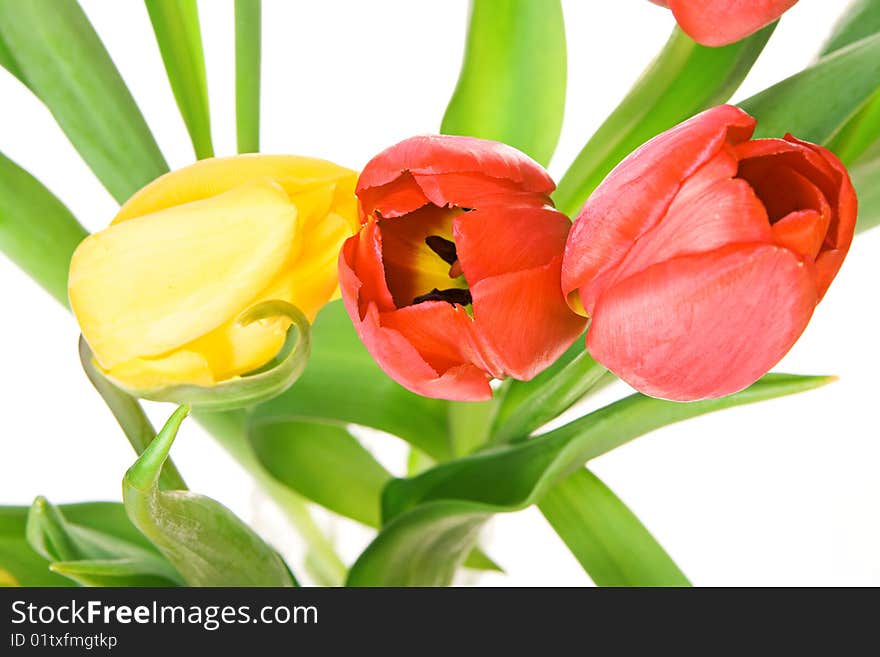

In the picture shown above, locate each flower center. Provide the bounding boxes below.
[378,205,471,309]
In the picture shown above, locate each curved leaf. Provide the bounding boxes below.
[254,301,452,461]
[0,152,88,306]
[0,0,168,203]
[348,374,833,585]
[0,507,71,587]
[554,24,774,216]
[852,145,880,232]
[441,0,566,165]
[235,0,261,153]
[123,406,296,587]
[538,468,690,586]
[740,32,880,145]
[145,0,213,159]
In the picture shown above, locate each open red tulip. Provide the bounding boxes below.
[340,135,586,401]
[562,104,857,401]
[650,0,798,47]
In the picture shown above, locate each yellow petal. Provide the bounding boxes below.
[114,154,357,224]
[104,350,214,390]
[70,182,297,369]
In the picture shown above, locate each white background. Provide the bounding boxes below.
[1,0,878,586]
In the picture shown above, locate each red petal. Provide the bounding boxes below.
[772,209,826,260]
[339,221,396,318]
[411,172,538,209]
[453,203,572,285]
[666,0,798,47]
[357,135,554,196]
[563,106,757,312]
[356,172,429,219]
[587,243,818,401]
[471,256,586,381]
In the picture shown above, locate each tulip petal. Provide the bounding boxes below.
[666,0,798,47]
[562,105,755,309]
[587,244,817,401]
[411,172,532,209]
[340,221,397,318]
[105,350,214,390]
[356,172,430,219]
[453,203,572,284]
[356,135,554,196]
[70,182,297,369]
[472,256,586,381]
[771,209,826,260]
[114,154,356,223]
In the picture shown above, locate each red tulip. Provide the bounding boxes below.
[562,105,857,401]
[340,135,586,401]
[650,0,798,47]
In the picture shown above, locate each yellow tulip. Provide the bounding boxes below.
[69,155,358,393]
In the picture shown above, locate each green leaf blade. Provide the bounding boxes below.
[235,0,261,153]
[0,0,168,203]
[145,0,214,159]
[538,468,690,587]
[441,0,566,166]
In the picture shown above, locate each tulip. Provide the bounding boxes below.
[70,155,358,393]
[649,0,798,47]
[562,105,857,401]
[339,135,586,401]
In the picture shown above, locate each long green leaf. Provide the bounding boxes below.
[254,301,452,461]
[348,374,832,585]
[249,419,392,528]
[123,406,296,586]
[441,0,566,166]
[554,24,774,216]
[0,0,168,202]
[538,468,689,586]
[26,497,181,586]
[740,32,880,145]
[0,152,88,306]
[852,145,880,232]
[145,0,213,159]
[235,0,261,153]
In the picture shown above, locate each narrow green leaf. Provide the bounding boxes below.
[448,399,496,457]
[249,418,392,528]
[462,547,504,573]
[126,301,312,411]
[0,32,24,83]
[235,0,261,153]
[79,336,187,491]
[740,33,880,145]
[852,145,880,232]
[255,301,452,461]
[348,374,832,585]
[0,152,88,306]
[123,406,296,586]
[0,0,168,202]
[0,507,71,587]
[538,468,690,586]
[554,24,774,216]
[145,0,213,159]
[26,496,181,587]
[820,0,880,56]
[491,345,610,444]
[441,0,566,165]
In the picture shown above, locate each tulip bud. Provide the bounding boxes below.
[70,155,358,399]
[649,0,798,47]
[340,135,586,401]
[562,105,857,401]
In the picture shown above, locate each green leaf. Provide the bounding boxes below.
[145,0,213,159]
[538,468,690,586]
[491,344,611,444]
[254,301,452,461]
[125,301,312,411]
[249,418,392,528]
[852,145,880,232]
[819,1,880,163]
[0,0,168,203]
[0,152,88,306]
[123,406,296,586]
[740,32,880,146]
[26,497,181,587]
[554,25,774,216]
[348,374,833,585]
[235,0,261,153]
[79,336,187,491]
[441,0,566,166]
[0,507,71,587]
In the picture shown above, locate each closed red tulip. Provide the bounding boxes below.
[339,135,586,401]
[562,105,857,401]
[650,0,798,47]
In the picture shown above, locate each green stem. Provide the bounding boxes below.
[193,409,347,585]
[235,0,261,153]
